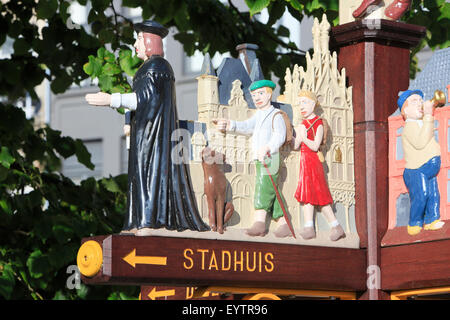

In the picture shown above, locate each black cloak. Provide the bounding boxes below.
[123,55,209,232]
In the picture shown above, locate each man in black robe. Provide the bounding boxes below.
[86,21,209,235]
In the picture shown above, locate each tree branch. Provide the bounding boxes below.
[110,0,121,48]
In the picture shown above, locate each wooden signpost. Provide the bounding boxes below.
[140,285,227,300]
[78,15,450,300]
[79,235,366,293]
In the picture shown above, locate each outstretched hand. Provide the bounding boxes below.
[85,92,111,106]
[212,118,230,133]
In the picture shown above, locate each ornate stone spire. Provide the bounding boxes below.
[319,14,331,54]
[200,52,216,76]
[312,17,321,53]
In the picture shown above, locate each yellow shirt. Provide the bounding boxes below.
[402,114,441,169]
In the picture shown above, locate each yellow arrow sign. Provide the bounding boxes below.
[122,249,167,268]
[148,287,176,300]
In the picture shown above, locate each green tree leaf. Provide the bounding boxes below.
[74,139,95,170]
[76,284,89,300]
[0,264,15,300]
[83,55,103,77]
[285,0,303,11]
[102,63,122,76]
[119,53,139,76]
[50,71,73,94]
[13,38,31,56]
[91,0,110,12]
[52,223,74,244]
[36,0,58,19]
[0,197,12,214]
[245,0,272,16]
[103,50,116,63]
[101,178,120,193]
[59,1,71,23]
[98,74,114,92]
[26,250,50,279]
[0,146,15,169]
[97,47,106,60]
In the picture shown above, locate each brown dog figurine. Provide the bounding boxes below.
[201,147,234,234]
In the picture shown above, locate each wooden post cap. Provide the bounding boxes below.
[77,240,103,277]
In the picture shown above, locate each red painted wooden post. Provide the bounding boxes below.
[331,20,426,300]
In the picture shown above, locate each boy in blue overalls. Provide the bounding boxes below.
[399,89,445,235]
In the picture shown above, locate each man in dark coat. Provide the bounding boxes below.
[86,21,209,236]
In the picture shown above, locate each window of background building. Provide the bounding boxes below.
[434,120,439,142]
[62,139,103,183]
[120,136,129,174]
[396,127,404,161]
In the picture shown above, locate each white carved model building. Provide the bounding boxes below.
[188,15,358,248]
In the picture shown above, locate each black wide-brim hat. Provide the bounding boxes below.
[134,20,169,39]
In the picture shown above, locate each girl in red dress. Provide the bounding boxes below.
[292,90,345,241]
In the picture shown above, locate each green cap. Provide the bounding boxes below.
[249,79,276,91]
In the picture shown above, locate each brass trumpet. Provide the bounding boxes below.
[431,90,446,108]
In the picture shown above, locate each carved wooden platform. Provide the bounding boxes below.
[382,219,450,247]
[79,233,450,296]
[382,239,450,291]
[80,235,366,292]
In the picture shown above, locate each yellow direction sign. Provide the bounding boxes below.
[148,287,176,300]
[123,249,167,268]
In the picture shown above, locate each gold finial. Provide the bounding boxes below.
[431,90,446,108]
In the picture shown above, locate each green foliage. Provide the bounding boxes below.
[36,0,58,20]
[245,0,272,16]
[83,47,141,94]
[404,0,450,77]
[0,147,15,169]
[83,47,141,114]
[0,0,101,99]
[0,103,138,300]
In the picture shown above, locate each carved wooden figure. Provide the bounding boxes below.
[213,79,292,238]
[292,90,346,242]
[339,0,411,23]
[353,0,412,20]
[201,147,234,234]
[398,89,445,235]
[85,20,209,236]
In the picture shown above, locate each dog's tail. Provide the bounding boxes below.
[224,202,234,224]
